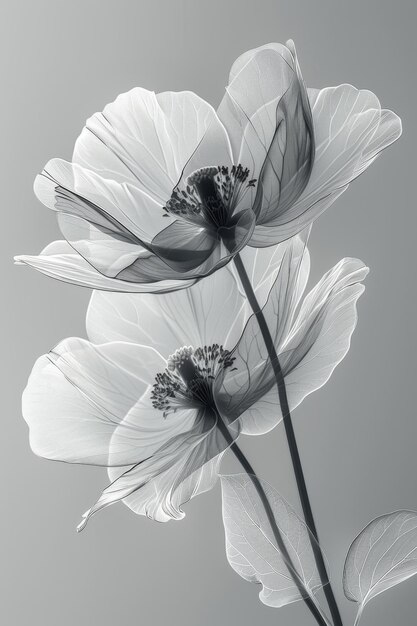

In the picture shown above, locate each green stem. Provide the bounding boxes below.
[233,252,343,626]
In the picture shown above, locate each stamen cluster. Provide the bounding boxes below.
[164,164,256,228]
[151,344,236,418]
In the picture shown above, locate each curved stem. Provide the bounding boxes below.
[216,418,331,626]
[233,252,343,626]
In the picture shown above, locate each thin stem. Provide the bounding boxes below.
[216,418,331,626]
[233,252,343,626]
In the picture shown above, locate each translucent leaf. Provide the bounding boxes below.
[343,510,417,625]
[220,473,325,608]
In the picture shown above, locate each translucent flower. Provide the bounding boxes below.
[16,41,398,291]
[22,238,368,529]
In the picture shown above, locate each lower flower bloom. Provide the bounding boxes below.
[22,237,368,529]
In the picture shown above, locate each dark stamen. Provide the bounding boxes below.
[151,344,236,418]
[164,164,257,229]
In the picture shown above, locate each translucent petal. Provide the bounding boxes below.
[115,209,255,283]
[217,253,368,436]
[57,213,150,277]
[34,158,223,279]
[34,157,169,243]
[107,447,223,523]
[55,213,223,284]
[73,89,219,204]
[218,41,314,219]
[15,241,196,293]
[250,84,402,245]
[150,219,218,272]
[219,42,297,162]
[215,235,309,430]
[173,112,234,183]
[22,338,166,466]
[35,153,246,280]
[78,411,239,529]
[109,390,199,467]
[245,260,368,435]
[231,241,288,308]
[87,262,246,353]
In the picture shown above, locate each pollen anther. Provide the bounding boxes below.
[151,344,236,418]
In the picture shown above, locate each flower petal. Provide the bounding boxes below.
[108,392,198,467]
[22,338,166,466]
[173,112,234,183]
[34,155,228,279]
[218,41,314,219]
[34,157,171,243]
[215,234,310,429]
[106,448,223,523]
[15,241,196,293]
[57,213,150,277]
[238,258,368,435]
[112,208,255,283]
[250,84,402,245]
[230,241,289,308]
[87,261,246,353]
[220,42,297,161]
[34,158,201,279]
[150,219,218,272]
[78,411,238,529]
[73,89,219,204]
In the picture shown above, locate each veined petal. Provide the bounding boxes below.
[219,42,296,161]
[115,240,222,282]
[87,261,246,353]
[218,41,314,219]
[108,392,198,467]
[78,411,239,529]
[150,219,218,272]
[73,89,219,204]
[230,242,289,308]
[14,241,196,293]
[114,208,255,283]
[22,338,166,466]
[173,112,234,183]
[34,158,171,243]
[216,249,367,436]
[251,84,402,244]
[57,214,150,277]
[35,159,210,280]
[107,454,223,524]
[238,258,368,435]
[281,257,369,388]
[214,234,310,428]
[264,231,311,348]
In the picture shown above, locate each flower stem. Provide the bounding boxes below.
[216,418,331,626]
[232,252,343,626]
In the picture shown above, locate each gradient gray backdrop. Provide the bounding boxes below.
[3,1,415,624]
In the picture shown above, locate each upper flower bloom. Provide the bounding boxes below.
[16,41,400,291]
[22,238,368,528]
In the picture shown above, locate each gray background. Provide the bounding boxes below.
[2,1,415,624]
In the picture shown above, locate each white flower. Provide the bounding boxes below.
[16,41,398,291]
[22,238,368,529]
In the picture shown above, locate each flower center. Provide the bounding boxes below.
[165,164,256,228]
[151,344,236,417]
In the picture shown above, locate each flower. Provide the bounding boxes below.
[22,237,368,529]
[16,41,399,291]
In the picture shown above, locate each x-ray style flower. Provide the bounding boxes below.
[16,41,399,291]
[22,238,368,530]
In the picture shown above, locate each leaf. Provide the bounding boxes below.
[220,473,325,608]
[343,510,417,625]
